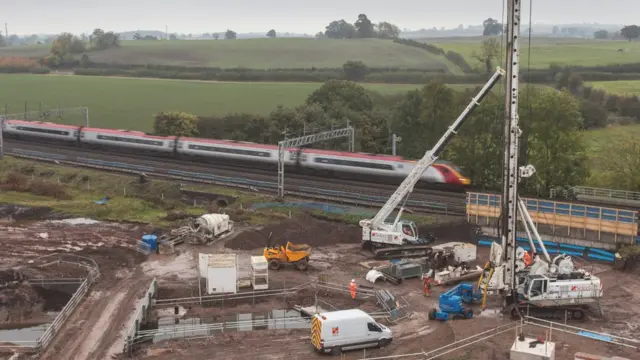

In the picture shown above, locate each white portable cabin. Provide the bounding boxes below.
[3,120,79,142]
[251,256,268,290]
[198,253,238,294]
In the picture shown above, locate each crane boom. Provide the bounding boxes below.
[360,68,504,236]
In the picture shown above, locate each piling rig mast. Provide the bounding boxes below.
[479,0,604,321]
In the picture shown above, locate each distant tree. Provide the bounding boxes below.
[315,32,326,38]
[472,37,500,74]
[266,29,276,38]
[325,20,356,39]
[51,33,86,55]
[225,30,237,40]
[482,18,502,36]
[89,28,119,50]
[133,32,142,40]
[593,30,609,39]
[342,61,369,81]
[213,33,220,40]
[377,22,400,39]
[0,32,6,47]
[555,69,584,96]
[579,100,608,129]
[552,26,559,35]
[354,14,375,38]
[169,34,178,40]
[153,112,199,137]
[620,25,640,41]
[79,53,90,68]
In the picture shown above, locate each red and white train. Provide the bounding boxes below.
[2,120,471,191]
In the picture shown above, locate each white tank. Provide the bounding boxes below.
[190,214,231,236]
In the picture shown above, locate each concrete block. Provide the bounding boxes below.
[510,337,555,360]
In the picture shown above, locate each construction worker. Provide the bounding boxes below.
[349,279,357,299]
[523,250,532,267]
[423,274,432,297]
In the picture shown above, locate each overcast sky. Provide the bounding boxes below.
[4,0,639,35]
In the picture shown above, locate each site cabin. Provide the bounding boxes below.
[311,309,392,355]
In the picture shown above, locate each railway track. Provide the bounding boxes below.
[2,141,468,215]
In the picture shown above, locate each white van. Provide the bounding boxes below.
[311,309,393,355]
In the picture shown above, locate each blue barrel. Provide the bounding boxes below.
[142,234,158,250]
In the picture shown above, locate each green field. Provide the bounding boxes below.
[428,37,640,69]
[583,123,640,186]
[0,74,433,130]
[589,80,640,95]
[0,38,459,71]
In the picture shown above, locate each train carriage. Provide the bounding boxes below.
[80,128,176,153]
[2,120,79,142]
[178,137,286,164]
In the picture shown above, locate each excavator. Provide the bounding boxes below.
[263,232,311,271]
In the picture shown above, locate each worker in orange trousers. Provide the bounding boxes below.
[423,275,432,297]
[349,279,357,299]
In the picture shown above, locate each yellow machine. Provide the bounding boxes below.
[263,241,311,271]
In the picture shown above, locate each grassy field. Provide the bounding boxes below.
[0,74,436,130]
[0,38,459,71]
[428,36,640,69]
[583,124,640,187]
[589,80,640,95]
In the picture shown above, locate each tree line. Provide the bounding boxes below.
[152,79,640,194]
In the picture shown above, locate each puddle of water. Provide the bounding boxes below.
[152,309,310,343]
[47,218,100,225]
[0,312,59,345]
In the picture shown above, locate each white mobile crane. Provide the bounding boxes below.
[477,0,603,321]
[359,67,504,259]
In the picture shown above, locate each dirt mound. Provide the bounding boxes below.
[0,283,43,324]
[225,213,361,250]
[419,220,478,243]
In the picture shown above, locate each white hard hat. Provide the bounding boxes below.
[351,279,355,282]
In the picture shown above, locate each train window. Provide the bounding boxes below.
[16,126,70,136]
[97,134,164,146]
[313,157,394,171]
[188,144,271,158]
[439,166,450,173]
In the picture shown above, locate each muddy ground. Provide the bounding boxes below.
[0,205,638,360]
[225,213,361,250]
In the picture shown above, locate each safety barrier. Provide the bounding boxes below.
[477,237,617,263]
[567,186,640,207]
[8,150,458,215]
[123,278,157,355]
[467,192,639,245]
[32,254,101,352]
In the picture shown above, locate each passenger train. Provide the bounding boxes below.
[1,120,471,191]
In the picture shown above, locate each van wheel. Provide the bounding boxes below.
[330,347,342,356]
[378,338,391,348]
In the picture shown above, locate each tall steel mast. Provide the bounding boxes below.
[500,0,525,304]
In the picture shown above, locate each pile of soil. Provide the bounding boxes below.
[225,213,361,250]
